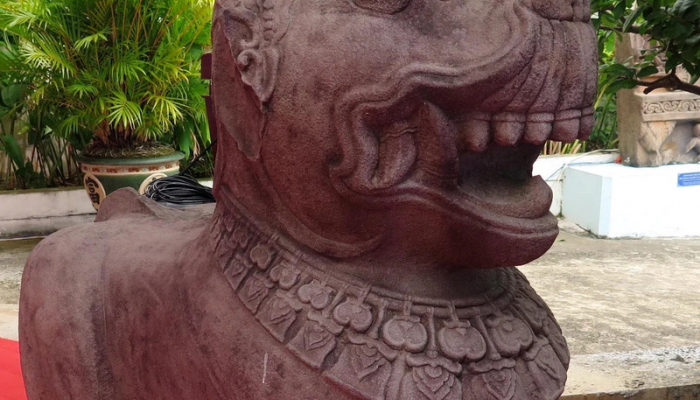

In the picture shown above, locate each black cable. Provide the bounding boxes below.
[144,139,218,206]
[144,174,216,205]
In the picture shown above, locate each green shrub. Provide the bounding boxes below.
[594,0,700,95]
[0,0,213,160]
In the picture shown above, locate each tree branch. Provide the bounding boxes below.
[636,71,700,97]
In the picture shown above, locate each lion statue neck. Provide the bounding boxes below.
[208,202,569,400]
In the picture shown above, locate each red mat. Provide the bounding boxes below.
[0,338,27,400]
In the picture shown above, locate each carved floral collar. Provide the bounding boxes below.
[210,206,569,400]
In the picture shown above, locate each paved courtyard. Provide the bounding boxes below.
[1,222,698,398]
[522,222,700,397]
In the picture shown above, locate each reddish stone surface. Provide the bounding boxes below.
[19,0,596,399]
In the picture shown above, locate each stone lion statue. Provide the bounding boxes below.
[19,0,596,399]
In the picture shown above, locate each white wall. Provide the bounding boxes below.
[533,152,619,216]
[562,163,700,237]
[0,187,95,238]
[0,179,213,238]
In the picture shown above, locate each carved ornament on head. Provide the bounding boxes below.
[212,0,294,159]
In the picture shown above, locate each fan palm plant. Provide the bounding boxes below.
[0,0,213,207]
[0,0,212,158]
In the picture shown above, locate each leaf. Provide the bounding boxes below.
[623,7,644,33]
[665,53,682,73]
[107,91,143,129]
[58,114,83,135]
[0,135,24,166]
[605,78,637,95]
[605,63,636,78]
[66,83,99,99]
[111,53,147,82]
[683,6,700,23]
[672,0,696,15]
[148,94,185,122]
[612,0,627,20]
[645,10,666,21]
[0,0,215,149]
[20,33,76,77]
[74,31,108,51]
[175,119,194,157]
[1,84,24,107]
[637,65,660,78]
[663,23,688,40]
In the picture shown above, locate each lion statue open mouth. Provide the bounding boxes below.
[212,0,596,267]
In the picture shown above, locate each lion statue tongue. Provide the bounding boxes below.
[19,0,596,399]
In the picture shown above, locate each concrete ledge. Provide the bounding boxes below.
[0,187,95,238]
[563,384,700,400]
[563,346,700,399]
[0,215,96,239]
[0,179,213,238]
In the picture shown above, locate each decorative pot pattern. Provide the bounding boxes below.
[78,153,183,210]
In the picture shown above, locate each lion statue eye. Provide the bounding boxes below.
[352,0,411,14]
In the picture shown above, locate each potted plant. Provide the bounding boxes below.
[0,0,213,209]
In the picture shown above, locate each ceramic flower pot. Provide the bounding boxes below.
[78,152,185,210]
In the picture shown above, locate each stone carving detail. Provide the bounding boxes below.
[298,280,335,310]
[239,273,274,312]
[643,99,700,115]
[437,319,487,362]
[465,368,518,400]
[616,33,700,166]
[258,292,303,341]
[524,339,567,400]
[333,292,374,333]
[288,318,340,368]
[382,313,428,353]
[213,209,569,400]
[484,311,533,358]
[269,261,301,289]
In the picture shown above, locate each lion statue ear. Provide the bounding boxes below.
[211,4,280,160]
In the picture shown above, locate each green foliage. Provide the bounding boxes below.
[0,0,213,154]
[0,49,84,190]
[593,0,700,95]
[0,0,215,188]
[0,135,45,188]
[0,32,42,188]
